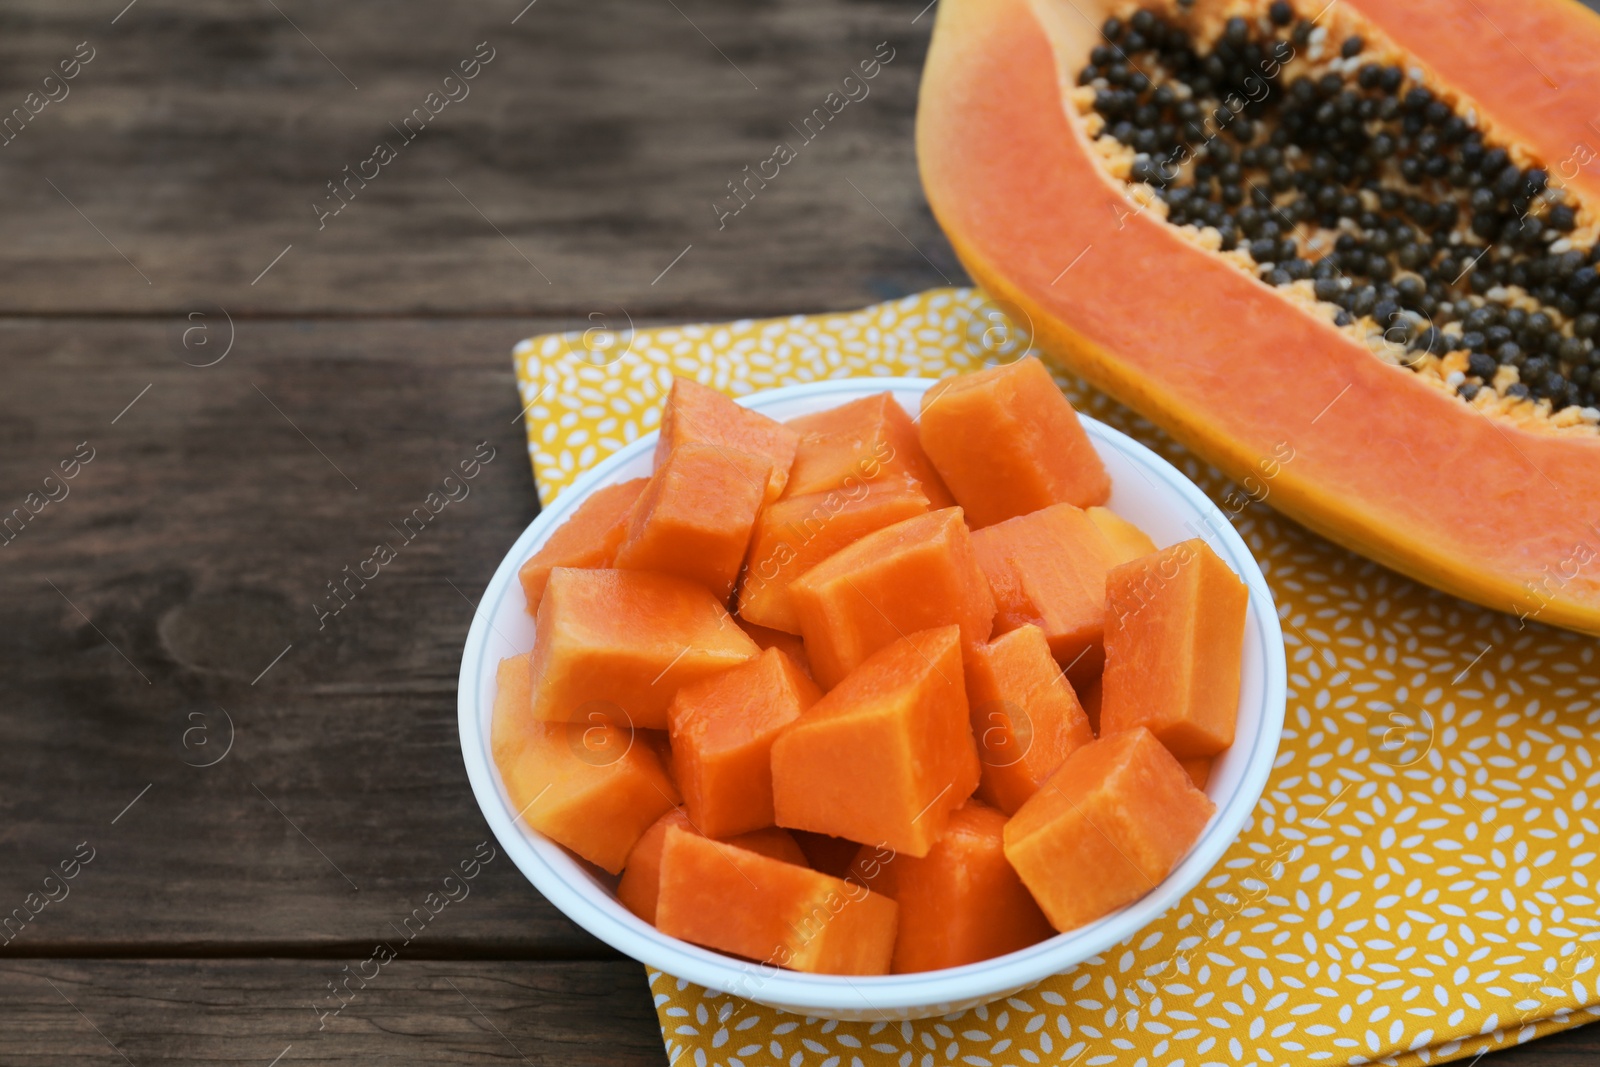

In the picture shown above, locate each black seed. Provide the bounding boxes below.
[1549,204,1577,232]
[1468,351,1498,379]
[1559,336,1587,365]
[1314,277,1343,301]
[1335,310,1354,326]
[1486,324,1513,346]
[1507,383,1531,399]
[1341,35,1363,58]
[1479,147,1509,175]
[1266,267,1293,286]
[1498,341,1524,366]
[1379,66,1403,93]
[1101,16,1123,41]
[1576,313,1600,339]
[1224,17,1249,47]
[1249,238,1277,262]
[1357,63,1381,90]
[1460,382,1481,401]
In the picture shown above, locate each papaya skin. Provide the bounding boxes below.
[917,0,1600,635]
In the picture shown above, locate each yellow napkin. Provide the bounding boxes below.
[513,289,1599,1067]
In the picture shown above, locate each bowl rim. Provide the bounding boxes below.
[458,374,1287,1015]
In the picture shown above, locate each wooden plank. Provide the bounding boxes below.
[0,958,1592,1066]
[0,0,960,317]
[0,959,665,1065]
[0,316,609,953]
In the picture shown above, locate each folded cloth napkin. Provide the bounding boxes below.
[513,288,1599,1067]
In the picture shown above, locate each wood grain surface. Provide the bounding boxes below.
[1,0,1593,1062]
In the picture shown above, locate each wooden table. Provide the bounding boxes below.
[2,1,1593,1062]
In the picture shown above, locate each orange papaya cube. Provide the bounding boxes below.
[530,568,759,730]
[496,721,681,874]
[792,831,866,878]
[617,808,804,923]
[654,377,798,503]
[1086,506,1158,565]
[789,508,995,688]
[1181,757,1212,791]
[655,826,897,974]
[613,442,770,601]
[1003,727,1215,932]
[917,357,1109,527]
[517,478,648,614]
[852,802,1054,973]
[737,479,930,634]
[965,624,1094,815]
[667,648,821,837]
[771,626,979,857]
[490,652,544,766]
[784,392,955,508]
[971,503,1118,686]
[1099,538,1250,759]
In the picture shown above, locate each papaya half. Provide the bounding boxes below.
[917,0,1600,634]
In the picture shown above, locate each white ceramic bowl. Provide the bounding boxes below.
[459,376,1287,1021]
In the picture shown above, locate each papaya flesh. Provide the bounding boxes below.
[770,625,980,858]
[970,502,1119,685]
[613,441,770,601]
[851,801,1056,973]
[1099,538,1249,759]
[517,477,647,615]
[617,808,805,924]
[785,392,956,508]
[789,507,996,688]
[964,624,1095,815]
[918,0,1600,634]
[918,357,1110,527]
[528,568,760,730]
[737,478,930,635]
[655,377,798,503]
[667,647,821,838]
[496,720,680,875]
[1003,727,1215,932]
[655,826,899,975]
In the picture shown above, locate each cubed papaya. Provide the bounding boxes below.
[613,442,770,601]
[530,568,760,730]
[617,808,804,923]
[1003,727,1215,932]
[490,652,534,764]
[1099,538,1250,759]
[667,648,821,837]
[517,478,648,614]
[1181,757,1212,791]
[970,503,1118,685]
[850,802,1055,973]
[965,624,1095,815]
[1086,506,1158,564]
[496,721,681,874]
[738,479,930,634]
[784,392,955,507]
[655,377,798,503]
[771,625,979,857]
[655,826,898,974]
[917,357,1109,527]
[789,508,995,688]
